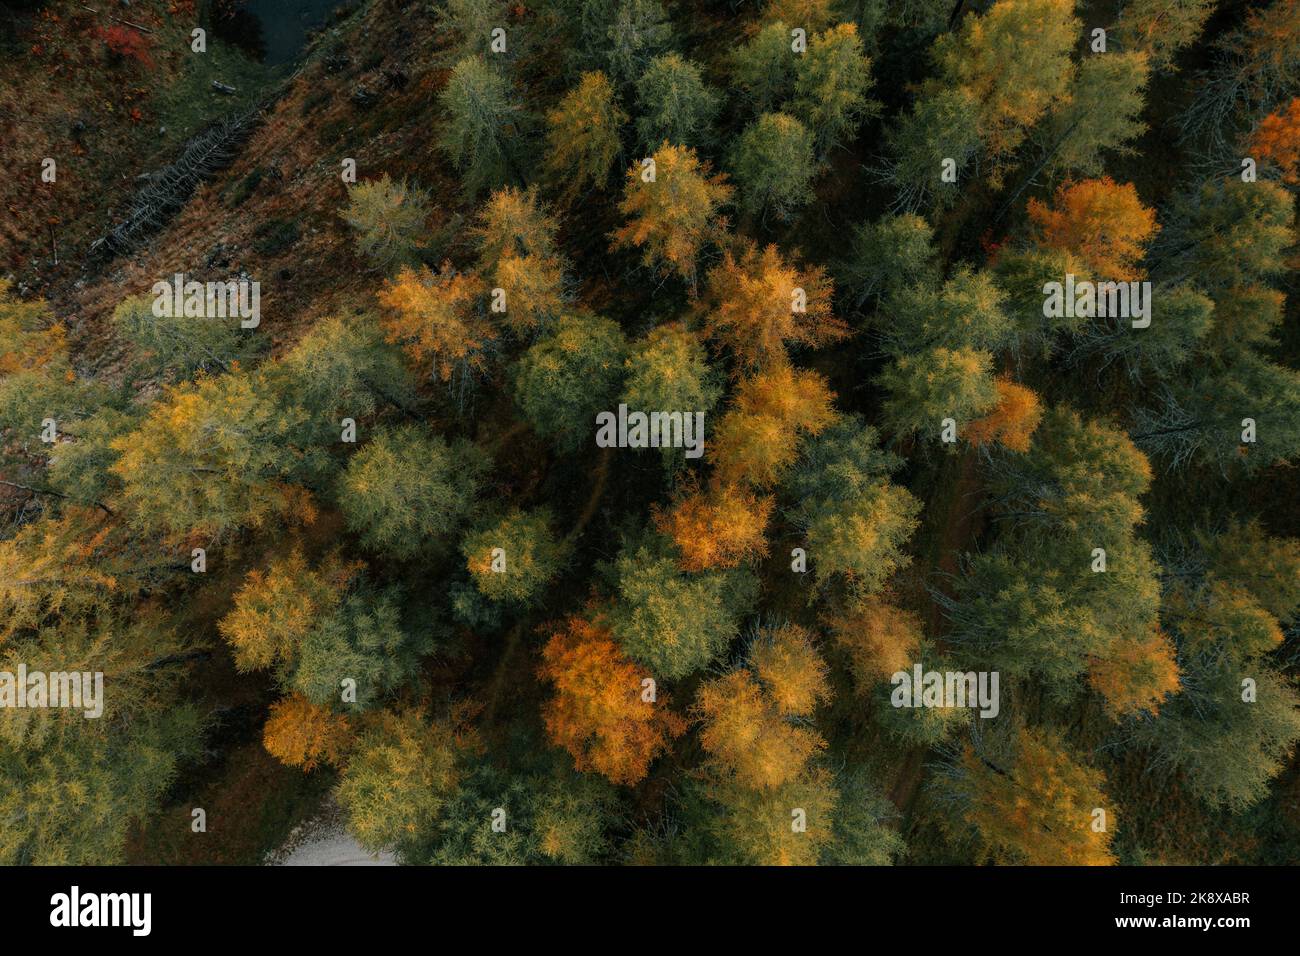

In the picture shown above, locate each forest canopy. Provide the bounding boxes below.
[1,0,1298,869]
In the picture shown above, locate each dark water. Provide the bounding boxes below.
[214,0,341,66]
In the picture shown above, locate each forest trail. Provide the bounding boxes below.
[889,446,986,817]
[566,445,613,543]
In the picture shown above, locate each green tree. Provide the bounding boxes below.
[1151,179,1294,295]
[786,415,921,596]
[439,56,526,195]
[272,313,417,442]
[0,707,203,864]
[337,706,473,861]
[291,585,434,709]
[1033,52,1150,180]
[609,534,756,680]
[1133,662,1300,812]
[792,23,879,157]
[729,112,817,221]
[112,293,255,380]
[512,312,627,451]
[1134,352,1300,473]
[635,53,722,151]
[423,764,619,865]
[702,767,837,865]
[461,508,569,605]
[877,347,998,439]
[878,266,1012,355]
[603,0,673,89]
[730,20,798,114]
[343,175,430,271]
[837,213,938,310]
[821,767,905,865]
[439,0,507,60]
[0,613,205,864]
[621,322,721,466]
[336,424,488,558]
[881,87,981,211]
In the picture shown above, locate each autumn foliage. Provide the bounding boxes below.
[702,241,847,370]
[712,363,837,487]
[1248,98,1300,184]
[825,596,924,687]
[1087,625,1181,717]
[653,482,773,571]
[218,550,360,672]
[1028,177,1159,279]
[954,729,1116,865]
[694,669,825,789]
[263,694,354,771]
[610,142,732,284]
[99,26,154,67]
[378,264,494,383]
[538,614,686,786]
[965,377,1044,452]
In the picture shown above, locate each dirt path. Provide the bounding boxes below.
[565,445,613,544]
[888,447,987,817]
[267,798,395,866]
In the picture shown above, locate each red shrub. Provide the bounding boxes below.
[99,26,154,68]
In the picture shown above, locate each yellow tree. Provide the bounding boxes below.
[694,669,825,789]
[538,613,686,786]
[110,368,316,539]
[702,241,847,370]
[609,142,733,285]
[0,280,67,377]
[712,363,837,487]
[762,0,835,31]
[218,549,359,672]
[1087,625,1181,717]
[825,595,923,688]
[950,728,1116,865]
[0,509,120,646]
[706,766,837,865]
[964,377,1044,452]
[472,186,565,334]
[263,694,354,771]
[377,264,494,383]
[1028,177,1159,280]
[933,0,1078,163]
[544,71,628,201]
[748,623,830,717]
[653,482,773,571]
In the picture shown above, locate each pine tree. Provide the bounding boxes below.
[544,71,628,201]
[610,142,733,286]
[729,112,818,221]
[335,425,488,559]
[512,312,627,451]
[461,508,568,605]
[791,23,878,157]
[343,175,430,271]
[635,53,722,151]
[439,57,527,195]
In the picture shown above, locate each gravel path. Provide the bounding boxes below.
[266,798,397,866]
